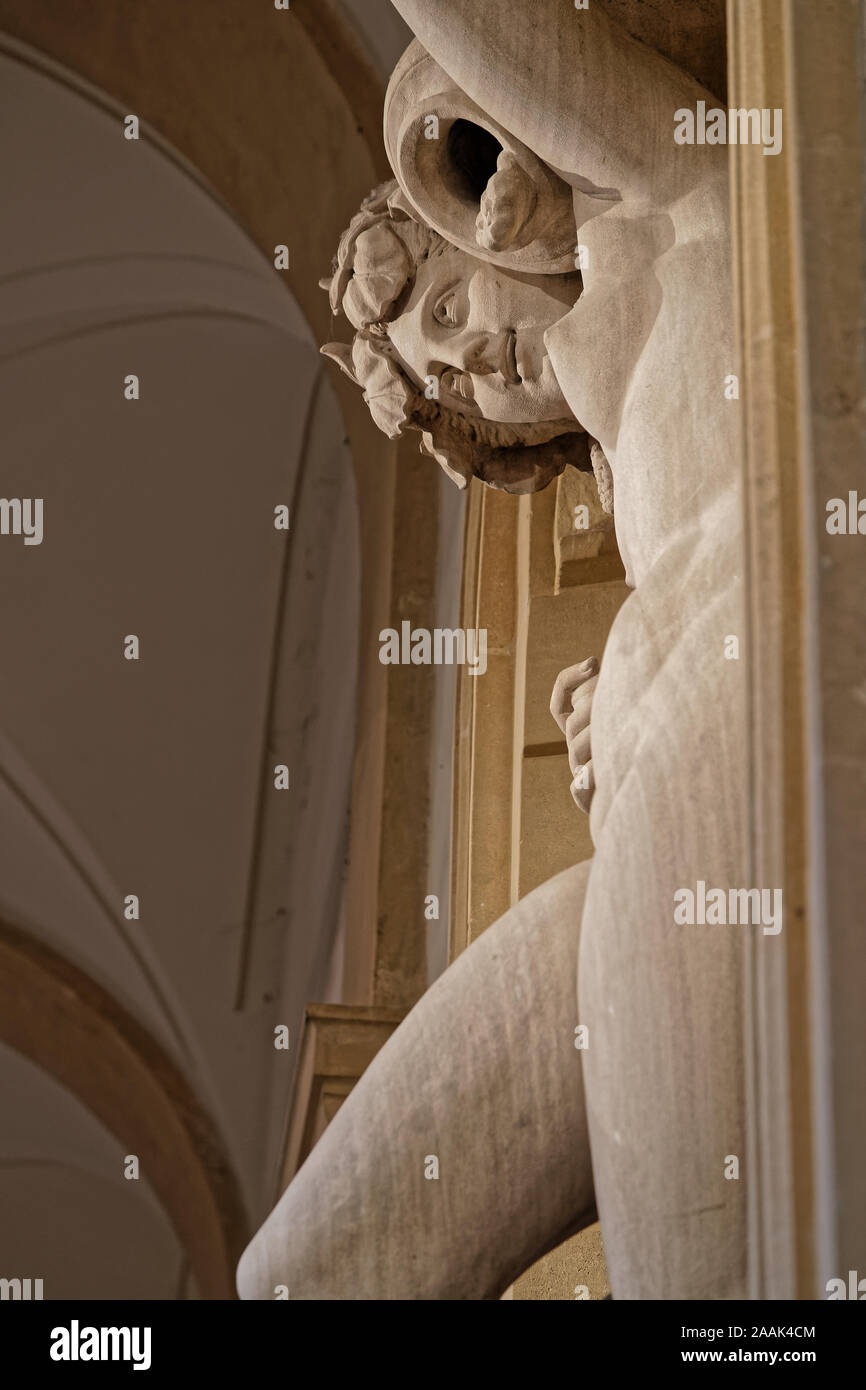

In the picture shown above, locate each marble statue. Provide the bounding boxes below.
[238,0,747,1300]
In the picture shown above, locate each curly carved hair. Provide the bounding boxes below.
[320,181,597,495]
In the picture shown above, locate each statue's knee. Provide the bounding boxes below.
[235,1198,314,1301]
[236,1231,270,1301]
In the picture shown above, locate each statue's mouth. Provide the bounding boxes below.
[501,328,521,385]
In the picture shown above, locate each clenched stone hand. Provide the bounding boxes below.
[549,657,598,813]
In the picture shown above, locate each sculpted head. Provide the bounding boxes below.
[321,182,589,492]
[385,219,577,425]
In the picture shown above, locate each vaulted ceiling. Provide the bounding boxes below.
[0,1,411,1297]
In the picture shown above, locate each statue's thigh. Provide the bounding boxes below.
[579,780,748,1300]
[238,859,594,1301]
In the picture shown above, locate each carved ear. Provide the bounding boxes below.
[320,342,359,384]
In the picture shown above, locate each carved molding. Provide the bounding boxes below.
[553,468,624,593]
[730,0,810,1302]
[449,482,523,958]
[730,0,866,1298]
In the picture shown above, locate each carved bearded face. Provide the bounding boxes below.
[386,242,577,425]
[322,185,591,494]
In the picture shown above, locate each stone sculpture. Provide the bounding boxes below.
[239,0,747,1300]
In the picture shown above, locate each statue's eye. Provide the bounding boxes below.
[440,368,475,403]
[433,289,460,328]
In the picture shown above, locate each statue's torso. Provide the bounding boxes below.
[553,171,746,847]
[562,178,748,1302]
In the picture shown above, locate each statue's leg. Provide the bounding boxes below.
[237,860,594,1300]
[579,842,746,1300]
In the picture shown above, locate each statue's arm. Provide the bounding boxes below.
[390,0,718,209]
